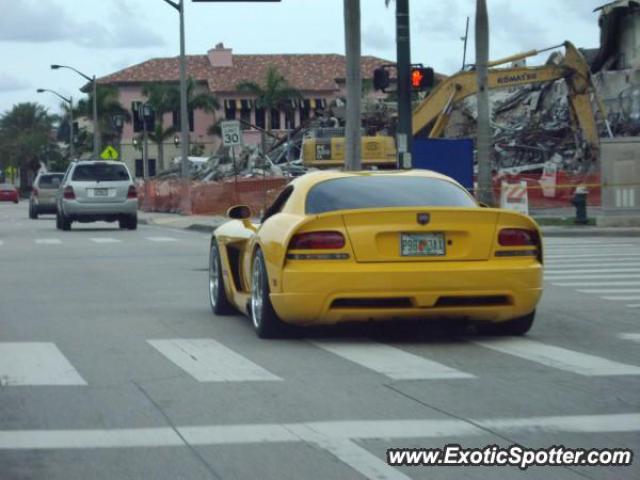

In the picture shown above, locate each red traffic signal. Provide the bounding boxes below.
[410,66,435,91]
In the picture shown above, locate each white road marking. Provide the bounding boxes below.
[544,274,640,280]
[576,289,640,294]
[90,238,121,244]
[147,338,281,382]
[547,259,640,266]
[146,236,178,242]
[627,304,640,308]
[0,240,3,246]
[545,253,640,259]
[34,239,61,245]
[311,340,473,380]
[552,281,640,287]
[618,333,640,343]
[0,343,86,386]
[545,245,635,253]
[1,414,638,450]
[545,268,640,274]
[472,338,640,376]
[602,296,640,301]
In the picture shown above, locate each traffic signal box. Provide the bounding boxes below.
[373,64,434,92]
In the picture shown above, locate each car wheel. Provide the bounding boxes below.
[118,216,128,229]
[61,212,72,231]
[13,199,18,204]
[480,311,535,336]
[127,214,137,230]
[209,241,233,315]
[251,249,287,338]
[29,204,37,219]
[55,210,62,230]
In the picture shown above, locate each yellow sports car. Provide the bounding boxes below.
[208,170,543,338]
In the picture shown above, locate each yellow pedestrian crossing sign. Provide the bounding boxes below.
[100,146,119,160]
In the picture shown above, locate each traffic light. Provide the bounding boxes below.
[373,66,391,92]
[410,65,435,91]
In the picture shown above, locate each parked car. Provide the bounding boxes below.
[0,183,19,203]
[29,172,64,218]
[56,160,138,231]
[208,170,543,338]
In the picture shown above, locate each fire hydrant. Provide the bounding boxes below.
[571,185,588,225]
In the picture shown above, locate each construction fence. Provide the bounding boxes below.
[136,172,604,217]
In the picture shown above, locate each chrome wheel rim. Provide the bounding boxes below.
[209,245,219,308]
[251,255,263,329]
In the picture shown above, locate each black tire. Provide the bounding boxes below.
[29,204,38,219]
[55,210,62,230]
[60,211,71,231]
[208,241,233,315]
[250,249,288,339]
[480,311,536,336]
[127,214,137,230]
[13,199,18,204]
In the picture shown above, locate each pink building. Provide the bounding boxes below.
[96,43,389,176]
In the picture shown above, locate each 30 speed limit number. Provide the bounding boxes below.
[221,120,242,147]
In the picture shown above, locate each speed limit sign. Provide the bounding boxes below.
[221,120,242,147]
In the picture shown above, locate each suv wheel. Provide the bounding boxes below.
[29,204,38,219]
[60,212,72,231]
[119,215,137,230]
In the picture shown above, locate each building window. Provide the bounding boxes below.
[255,107,265,130]
[270,109,281,130]
[135,158,156,178]
[284,109,296,130]
[132,102,144,133]
[240,107,251,130]
[300,103,310,123]
[172,110,194,131]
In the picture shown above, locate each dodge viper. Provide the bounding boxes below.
[208,170,543,338]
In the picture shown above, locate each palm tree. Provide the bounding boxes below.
[0,103,54,188]
[236,66,301,152]
[75,85,130,153]
[142,83,176,171]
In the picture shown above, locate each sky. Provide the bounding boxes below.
[0,0,606,116]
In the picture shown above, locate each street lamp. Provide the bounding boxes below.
[161,0,190,179]
[51,64,100,158]
[111,114,125,159]
[37,88,74,161]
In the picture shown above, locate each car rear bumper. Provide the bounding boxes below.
[62,199,137,218]
[270,260,543,325]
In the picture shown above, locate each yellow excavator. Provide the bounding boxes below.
[412,41,611,161]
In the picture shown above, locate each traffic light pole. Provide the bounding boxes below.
[396,0,412,169]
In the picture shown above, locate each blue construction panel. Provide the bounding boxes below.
[412,138,474,191]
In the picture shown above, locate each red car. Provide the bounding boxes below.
[0,183,19,203]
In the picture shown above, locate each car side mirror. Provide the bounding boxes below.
[227,204,252,220]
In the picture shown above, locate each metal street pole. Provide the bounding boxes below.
[37,88,74,161]
[396,0,412,169]
[92,75,100,157]
[343,0,362,171]
[475,0,494,205]
[178,0,189,178]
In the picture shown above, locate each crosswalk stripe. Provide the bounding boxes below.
[618,333,640,343]
[311,340,473,380]
[147,338,282,382]
[545,245,635,252]
[551,281,640,287]
[545,268,640,274]
[576,289,640,294]
[90,238,122,244]
[602,296,640,301]
[545,253,640,259]
[627,304,640,308]
[544,274,640,280]
[472,338,640,376]
[0,343,87,386]
[146,237,178,242]
[34,239,61,245]
[546,260,639,267]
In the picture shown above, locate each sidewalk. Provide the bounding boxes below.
[138,210,640,237]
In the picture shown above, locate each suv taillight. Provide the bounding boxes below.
[289,231,345,250]
[63,186,75,200]
[127,185,137,199]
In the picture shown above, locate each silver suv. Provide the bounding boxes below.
[29,172,64,218]
[56,160,138,231]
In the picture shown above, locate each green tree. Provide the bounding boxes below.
[75,85,130,154]
[0,102,55,188]
[236,66,301,151]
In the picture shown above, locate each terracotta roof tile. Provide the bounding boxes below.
[98,54,391,93]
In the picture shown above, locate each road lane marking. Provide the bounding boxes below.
[147,338,281,382]
[146,236,178,242]
[311,340,474,380]
[576,289,640,294]
[619,333,640,343]
[0,240,3,246]
[34,239,62,245]
[1,414,638,450]
[544,274,640,280]
[545,268,640,274]
[90,238,121,244]
[551,281,640,287]
[601,296,640,301]
[545,253,640,259]
[472,338,640,376]
[0,343,86,386]
[627,304,640,308]
[546,259,640,265]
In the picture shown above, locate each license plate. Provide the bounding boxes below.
[400,233,446,257]
[94,188,108,197]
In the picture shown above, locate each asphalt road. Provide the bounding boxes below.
[1,201,639,480]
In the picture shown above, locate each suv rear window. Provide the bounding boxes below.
[38,174,63,189]
[306,176,477,214]
[71,164,130,182]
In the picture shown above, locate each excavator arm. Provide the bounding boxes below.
[412,41,603,159]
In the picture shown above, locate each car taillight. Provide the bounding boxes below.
[498,228,537,246]
[127,185,137,199]
[63,186,75,200]
[289,231,345,250]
